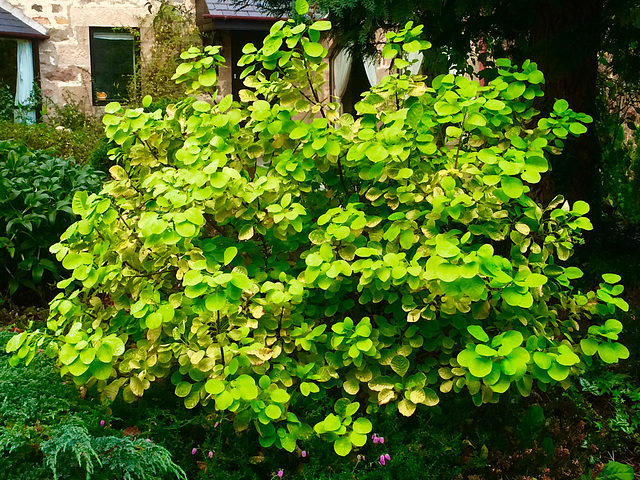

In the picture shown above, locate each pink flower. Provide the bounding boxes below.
[301,450,307,458]
[372,434,379,444]
[191,448,197,455]
[214,421,219,428]
[100,420,105,427]
[146,439,151,443]
[277,469,284,478]
[379,454,386,466]
[385,453,391,461]
[379,436,385,444]
[208,451,213,458]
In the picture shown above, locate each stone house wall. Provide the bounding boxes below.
[6,0,196,117]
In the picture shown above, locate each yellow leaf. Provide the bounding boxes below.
[378,388,396,405]
[398,398,417,416]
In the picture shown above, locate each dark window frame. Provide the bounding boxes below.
[89,27,138,106]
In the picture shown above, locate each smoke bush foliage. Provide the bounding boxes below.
[8,0,629,456]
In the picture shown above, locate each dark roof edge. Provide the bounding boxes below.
[202,13,284,21]
[0,31,49,39]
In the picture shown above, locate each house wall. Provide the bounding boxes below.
[6,0,195,117]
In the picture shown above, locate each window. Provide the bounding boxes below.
[0,38,18,97]
[340,58,370,116]
[90,28,137,105]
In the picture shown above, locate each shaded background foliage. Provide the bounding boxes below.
[257,0,640,216]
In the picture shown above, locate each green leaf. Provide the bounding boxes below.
[602,273,621,284]
[334,437,352,456]
[270,389,290,403]
[350,431,367,447]
[59,344,79,365]
[6,332,26,353]
[466,112,487,127]
[199,70,217,87]
[484,99,505,111]
[91,361,113,381]
[580,338,598,356]
[205,378,225,395]
[303,41,324,57]
[265,404,282,419]
[467,325,489,342]
[554,99,569,113]
[502,286,525,306]
[192,100,211,112]
[525,273,547,288]
[224,246,238,265]
[504,82,526,99]
[175,381,192,397]
[215,390,234,410]
[323,414,341,432]
[533,351,552,370]
[146,311,163,329]
[104,102,122,114]
[309,20,331,31]
[598,461,634,480]
[569,123,588,135]
[598,343,619,364]
[295,0,309,14]
[547,362,570,381]
[391,355,410,377]
[468,356,493,378]
[475,344,497,357]
[352,417,372,434]
[501,176,524,198]
[527,70,544,84]
[96,343,113,363]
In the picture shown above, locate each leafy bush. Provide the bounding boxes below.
[10,3,630,458]
[0,141,104,301]
[598,110,640,225]
[0,85,15,122]
[0,83,42,123]
[0,120,105,166]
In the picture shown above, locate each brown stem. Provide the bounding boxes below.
[218,312,226,367]
[454,115,466,170]
[337,155,349,195]
[303,57,326,119]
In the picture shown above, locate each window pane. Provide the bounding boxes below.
[0,39,18,96]
[91,29,136,104]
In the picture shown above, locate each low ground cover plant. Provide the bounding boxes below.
[8,0,631,461]
[0,330,185,480]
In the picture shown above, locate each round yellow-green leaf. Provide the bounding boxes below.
[270,389,290,403]
[265,404,282,420]
[598,343,619,364]
[205,378,225,395]
[175,381,192,397]
[547,362,570,381]
[146,312,163,329]
[90,360,113,380]
[501,176,524,199]
[467,325,489,342]
[352,417,372,434]
[334,437,352,456]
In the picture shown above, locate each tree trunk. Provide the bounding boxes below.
[529,0,602,212]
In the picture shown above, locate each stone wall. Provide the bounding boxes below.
[7,0,195,117]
